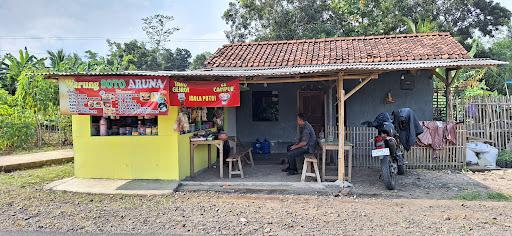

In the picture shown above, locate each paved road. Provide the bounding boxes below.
[0,149,73,172]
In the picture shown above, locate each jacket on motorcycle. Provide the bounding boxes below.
[392,108,424,151]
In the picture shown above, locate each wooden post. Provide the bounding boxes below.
[445,69,454,121]
[337,73,345,182]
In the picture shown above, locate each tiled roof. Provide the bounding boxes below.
[205,32,470,68]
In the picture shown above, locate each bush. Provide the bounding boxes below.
[497,150,512,168]
[0,109,37,151]
[498,150,512,161]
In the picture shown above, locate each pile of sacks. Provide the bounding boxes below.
[466,142,499,168]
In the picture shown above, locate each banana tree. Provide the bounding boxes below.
[402,17,438,34]
[2,48,45,95]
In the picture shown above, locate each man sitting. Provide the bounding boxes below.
[282,113,317,175]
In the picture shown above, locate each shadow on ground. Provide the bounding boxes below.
[182,153,493,200]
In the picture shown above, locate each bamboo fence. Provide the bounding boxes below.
[463,96,512,151]
[345,126,466,170]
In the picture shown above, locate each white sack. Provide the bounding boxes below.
[466,148,479,164]
[479,146,499,168]
[467,142,492,153]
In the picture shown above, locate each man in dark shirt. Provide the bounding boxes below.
[282,113,317,175]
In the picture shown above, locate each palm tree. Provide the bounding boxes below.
[47,49,66,71]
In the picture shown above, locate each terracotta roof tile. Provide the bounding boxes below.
[206,32,469,68]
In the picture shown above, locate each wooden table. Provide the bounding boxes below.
[319,141,353,182]
[190,139,224,178]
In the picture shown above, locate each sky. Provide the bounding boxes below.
[0,0,231,58]
[0,0,511,59]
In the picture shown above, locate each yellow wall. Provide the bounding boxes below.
[177,133,217,179]
[72,106,221,180]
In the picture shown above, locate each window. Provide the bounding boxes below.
[252,91,279,121]
[91,116,158,136]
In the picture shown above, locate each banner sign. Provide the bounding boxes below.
[169,79,240,107]
[59,76,170,116]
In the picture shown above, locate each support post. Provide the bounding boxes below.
[445,69,453,121]
[337,73,345,182]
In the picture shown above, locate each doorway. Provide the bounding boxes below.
[298,91,325,136]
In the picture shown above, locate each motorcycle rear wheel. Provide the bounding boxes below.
[380,155,397,190]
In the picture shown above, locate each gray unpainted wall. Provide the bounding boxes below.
[344,70,433,126]
[235,70,433,151]
[236,83,303,147]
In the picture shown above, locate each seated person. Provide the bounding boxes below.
[282,113,316,175]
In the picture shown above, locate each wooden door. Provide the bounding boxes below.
[299,91,325,136]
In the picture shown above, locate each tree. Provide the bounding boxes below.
[142,14,180,51]
[223,0,342,42]
[47,49,88,72]
[83,50,110,72]
[482,38,512,95]
[403,17,438,34]
[161,48,192,71]
[106,40,159,71]
[1,48,45,95]
[47,49,66,69]
[190,52,213,70]
[223,0,511,42]
[105,40,191,71]
[399,0,511,41]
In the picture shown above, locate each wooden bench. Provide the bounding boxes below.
[301,154,321,183]
[228,137,254,167]
[226,154,244,179]
[226,137,254,178]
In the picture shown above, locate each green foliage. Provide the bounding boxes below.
[15,74,58,115]
[104,40,191,71]
[0,107,37,151]
[498,150,512,162]
[1,48,45,95]
[223,0,511,42]
[190,52,213,70]
[455,191,512,202]
[482,38,512,95]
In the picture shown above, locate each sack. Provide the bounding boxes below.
[466,149,479,164]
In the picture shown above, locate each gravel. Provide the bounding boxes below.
[1,188,512,235]
[1,164,512,235]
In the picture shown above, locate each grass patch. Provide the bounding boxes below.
[455,191,512,202]
[0,163,73,188]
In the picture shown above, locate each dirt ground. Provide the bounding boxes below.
[466,169,512,195]
[1,164,512,235]
[1,190,512,235]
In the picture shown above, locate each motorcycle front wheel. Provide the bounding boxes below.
[380,155,397,190]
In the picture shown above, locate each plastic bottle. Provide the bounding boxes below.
[263,138,271,154]
[138,121,145,135]
[254,139,262,154]
[99,117,108,136]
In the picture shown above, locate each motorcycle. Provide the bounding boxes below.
[363,109,422,190]
[370,122,406,190]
